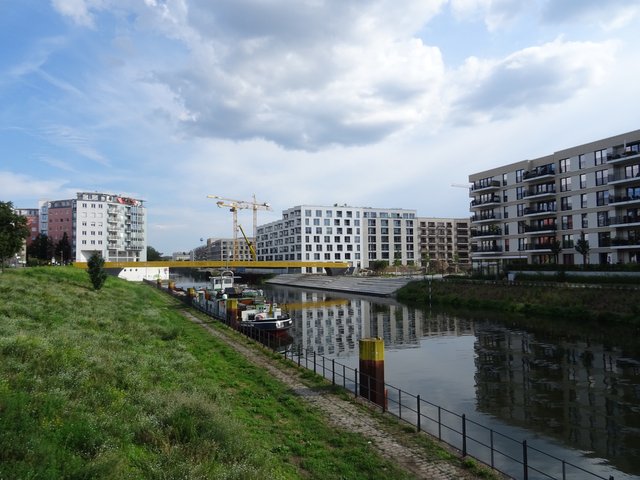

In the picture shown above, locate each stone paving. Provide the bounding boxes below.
[184,310,482,479]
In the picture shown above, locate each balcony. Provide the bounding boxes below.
[523,166,555,183]
[523,224,557,235]
[471,245,503,253]
[471,228,502,238]
[610,237,640,248]
[471,213,502,223]
[608,172,640,186]
[470,196,501,209]
[609,195,640,205]
[522,186,556,199]
[607,150,640,164]
[471,179,501,192]
[520,243,553,252]
[609,215,640,227]
[523,207,557,217]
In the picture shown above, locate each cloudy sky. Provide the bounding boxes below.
[2,0,639,254]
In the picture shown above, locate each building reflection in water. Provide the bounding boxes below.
[474,323,640,474]
[266,285,640,477]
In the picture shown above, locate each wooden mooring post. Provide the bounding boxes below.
[359,338,385,408]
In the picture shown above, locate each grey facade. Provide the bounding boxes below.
[468,129,640,270]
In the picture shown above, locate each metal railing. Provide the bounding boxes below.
[156,283,616,480]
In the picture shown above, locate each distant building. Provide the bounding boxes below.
[417,217,470,271]
[256,204,418,273]
[468,129,640,272]
[39,192,147,263]
[14,208,40,246]
[172,251,191,261]
[192,237,255,261]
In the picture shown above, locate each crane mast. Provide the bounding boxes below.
[207,194,272,261]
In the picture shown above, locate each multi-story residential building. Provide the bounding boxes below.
[14,208,40,246]
[417,217,470,271]
[468,129,640,272]
[192,237,255,261]
[256,204,418,272]
[39,192,147,263]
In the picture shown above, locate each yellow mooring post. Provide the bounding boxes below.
[227,298,238,324]
[359,337,385,408]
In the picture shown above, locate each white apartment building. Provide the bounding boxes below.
[468,129,640,271]
[38,192,147,263]
[256,204,418,272]
[192,237,255,261]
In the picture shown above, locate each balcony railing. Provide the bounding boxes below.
[470,228,502,237]
[523,207,557,216]
[471,213,502,222]
[523,187,556,198]
[520,243,553,251]
[611,238,640,247]
[471,245,503,253]
[471,179,500,191]
[470,196,501,208]
[523,167,555,181]
[609,195,640,204]
[607,150,640,162]
[609,215,640,226]
[523,224,557,233]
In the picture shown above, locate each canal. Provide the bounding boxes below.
[174,274,640,480]
[260,283,640,480]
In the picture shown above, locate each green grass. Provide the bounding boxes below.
[0,267,415,479]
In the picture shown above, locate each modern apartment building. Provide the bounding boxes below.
[14,208,40,246]
[255,204,418,272]
[40,192,147,263]
[417,217,470,271]
[468,129,640,271]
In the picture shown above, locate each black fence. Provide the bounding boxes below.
[155,283,616,480]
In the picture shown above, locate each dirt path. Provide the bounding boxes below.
[183,310,483,480]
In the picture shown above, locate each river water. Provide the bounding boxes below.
[174,275,640,480]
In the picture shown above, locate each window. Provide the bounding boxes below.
[517,204,524,216]
[560,177,572,192]
[597,211,609,227]
[596,190,609,206]
[625,164,640,179]
[580,174,587,189]
[561,196,572,211]
[595,149,606,165]
[516,186,524,200]
[516,169,523,183]
[595,170,607,186]
[559,158,570,173]
[578,154,586,169]
[582,213,588,228]
[502,173,508,186]
[580,194,588,208]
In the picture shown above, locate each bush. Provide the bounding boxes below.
[87,252,107,290]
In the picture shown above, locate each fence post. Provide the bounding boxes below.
[462,414,467,457]
[417,394,421,432]
[438,406,442,440]
[297,345,301,367]
[343,365,346,388]
[322,356,326,378]
[355,369,358,398]
[523,440,528,480]
[332,359,335,385]
[313,351,317,374]
[398,390,402,420]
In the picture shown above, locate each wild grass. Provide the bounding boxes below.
[0,267,414,479]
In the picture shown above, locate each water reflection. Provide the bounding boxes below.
[263,284,640,479]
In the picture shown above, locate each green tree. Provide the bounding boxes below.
[369,260,388,274]
[87,252,107,290]
[27,233,54,264]
[550,238,562,264]
[0,201,29,271]
[55,232,72,264]
[575,232,590,267]
[146,245,163,261]
[393,249,402,267]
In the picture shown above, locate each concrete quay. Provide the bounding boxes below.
[265,274,420,297]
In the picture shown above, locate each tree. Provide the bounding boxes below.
[87,252,107,290]
[27,233,54,264]
[369,260,388,274]
[0,201,29,271]
[575,232,590,267]
[550,238,562,264]
[147,245,163,261]
[55,232,72,264]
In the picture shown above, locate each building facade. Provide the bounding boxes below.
[14,208,40,246]
[417,217,470,271]
[39,192,147,263]
[255,204,418,272]
[468,129,640,271]
[192,237,255,261]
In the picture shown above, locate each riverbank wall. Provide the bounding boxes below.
[265,274,422,297]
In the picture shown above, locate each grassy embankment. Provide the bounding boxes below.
[0,267,420,480]
[397,277,640,325]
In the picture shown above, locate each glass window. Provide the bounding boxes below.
[580,174,587,189]
[560,177,572,192]
[594,149,606,165]
[581,194,587,208]
[578,154,586,169]
[516,169,523,183]
[559,158,570,173]
[595,170,607,186]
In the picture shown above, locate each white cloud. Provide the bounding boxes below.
[449,0,528,31]
[449,38,617,124]
[51,0,96,27]
[0,171,67,201]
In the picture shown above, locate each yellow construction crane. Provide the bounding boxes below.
[207,194,272,260]
[238,224,257,261]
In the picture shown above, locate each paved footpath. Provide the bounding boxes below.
[183,310,483,480]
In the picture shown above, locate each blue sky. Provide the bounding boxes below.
[2,0,639,254]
